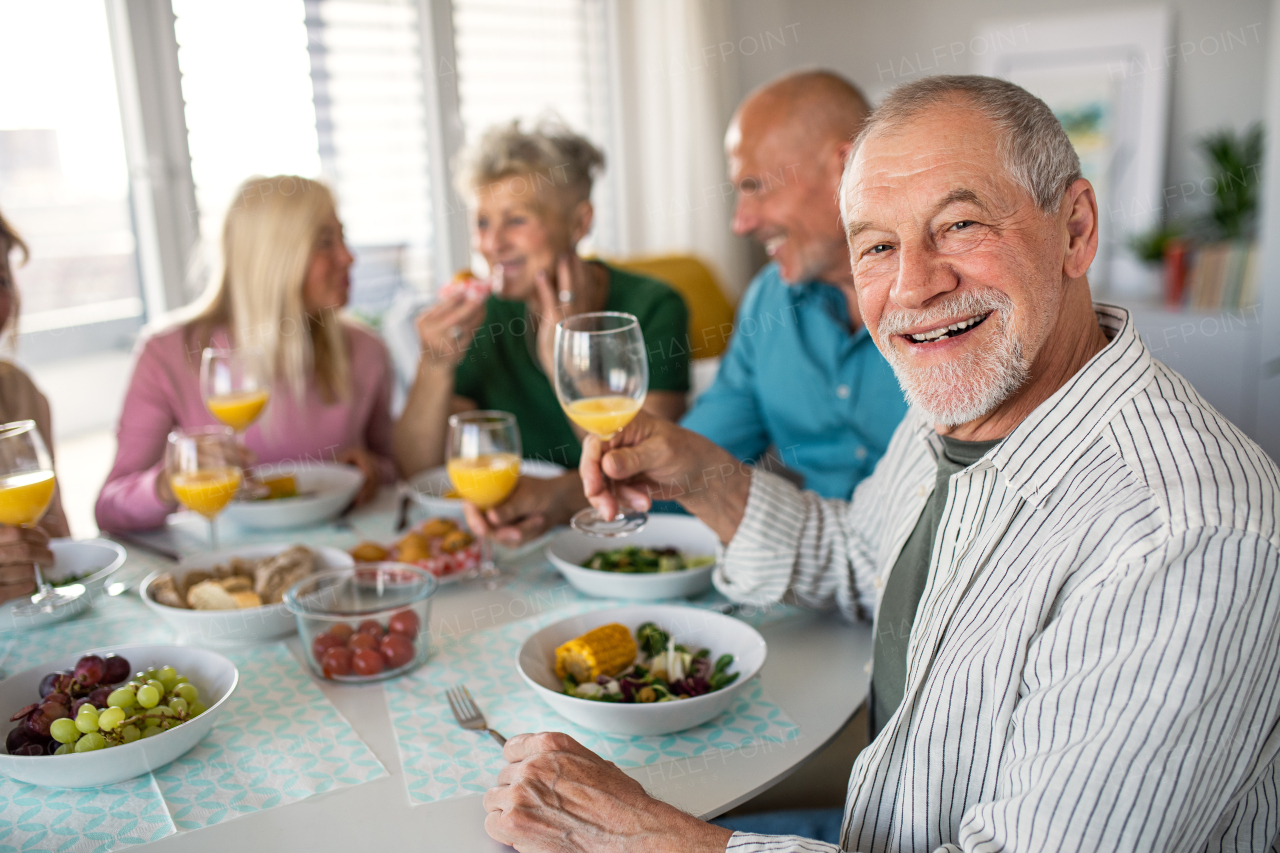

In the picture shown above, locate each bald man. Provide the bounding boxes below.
[682,71,907,499]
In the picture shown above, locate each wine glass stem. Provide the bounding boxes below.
[30,563,53,596]
[479,533,495,575]
[209,516,218,551]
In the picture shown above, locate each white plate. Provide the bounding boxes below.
[139,544,354,645]
[222,462,364,530]
[0,539,127,634]
[545,514,720,600]
[407,459,565,518]
[0,643,238,788]
[517,604,766,736]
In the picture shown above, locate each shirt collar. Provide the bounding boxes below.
[911,304,1154,506]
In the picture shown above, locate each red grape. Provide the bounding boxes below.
[328,623,354,643]
[351,648,384,676]
[86,686,112,708]
[312,633,344,660]
[72,655,105,687]
[44,692,70,708]
[388,610,420,637]
[321,646,353,677]
[356,619,384,637]
[348,633,378,652]
[22,703,68,738]
[38,673,61,698]
[9,703,36,723]
[379,634,415,669]
[101,655,131,684]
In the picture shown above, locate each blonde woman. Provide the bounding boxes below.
[394,121,689,544]
[96,175,396,532]
[0,209,69,602]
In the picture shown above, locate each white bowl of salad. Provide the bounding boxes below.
[545,514,721,600]
[516,604,766,736]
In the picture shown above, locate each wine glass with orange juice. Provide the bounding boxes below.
[553,311,648,537]
[166,426,243,550]
[201,346,270,432]
[446,411,521,586]
[0,420,83,616]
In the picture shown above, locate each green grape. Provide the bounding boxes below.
[175,684,199,704]
[168,697,189,716]
[189,701,208,717]
[121,725,141,743]
[50,718,81,744]
[74,732,107,752]
[142,726,163,739]
[145,679,165,695]
[149,705,175,718]
[107,686,136,709]
[75,708,100,734]
[174,675,189,686]
[98,707,127,731]
[157,666,178,691]
[136,685,161,708]
[143,668,158,681]
[54,743,74,756]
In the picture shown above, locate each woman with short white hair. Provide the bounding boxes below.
[394,120,690,543]
[96,175,396,532]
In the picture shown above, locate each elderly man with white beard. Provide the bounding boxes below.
[480,75,1280,853]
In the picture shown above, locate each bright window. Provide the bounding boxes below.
[0,0,140,327]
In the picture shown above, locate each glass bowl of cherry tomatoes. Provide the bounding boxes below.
[285,563,437,683]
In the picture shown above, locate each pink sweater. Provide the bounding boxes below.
[96,321,397,532]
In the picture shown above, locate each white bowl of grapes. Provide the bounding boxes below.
[0,645,238,788]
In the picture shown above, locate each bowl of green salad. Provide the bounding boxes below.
[545,514,720,600]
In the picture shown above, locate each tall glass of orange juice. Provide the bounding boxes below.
[447,410,521,587]
[0,420,82,616]
[201,346,270,432]
[165,426,243,550]
[553,312,649,537]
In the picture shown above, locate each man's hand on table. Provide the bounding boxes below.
[579,412,751,544]
[462,472,588,547]
[0,525,53,604]
[484,732,733,853]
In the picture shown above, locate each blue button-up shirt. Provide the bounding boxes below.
[682,263,907,499]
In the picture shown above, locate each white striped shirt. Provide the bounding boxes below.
[714,305,1280,852]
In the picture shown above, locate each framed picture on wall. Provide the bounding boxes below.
[976,6,1172,299]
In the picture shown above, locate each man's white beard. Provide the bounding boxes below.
[878,290,1032,427]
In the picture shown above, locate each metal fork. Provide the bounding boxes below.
[446,685,507,747]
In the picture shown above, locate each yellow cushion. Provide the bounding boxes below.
[610,255,736,359]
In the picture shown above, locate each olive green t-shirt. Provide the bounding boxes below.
[869,434,1003,739]
[453,262,690,468]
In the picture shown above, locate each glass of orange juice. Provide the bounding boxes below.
[553,312,648,537]
[0,420,82,616]
[446,410,521,586]
[166,426,243,550]
[201,347,270,433]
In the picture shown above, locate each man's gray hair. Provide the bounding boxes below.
[842,75,1081,216]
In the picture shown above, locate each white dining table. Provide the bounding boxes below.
[115,487,873,851]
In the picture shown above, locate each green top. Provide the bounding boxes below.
[869,434,1003,739]
[454,262,690,468]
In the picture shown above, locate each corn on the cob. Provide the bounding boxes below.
[555,623,636,682]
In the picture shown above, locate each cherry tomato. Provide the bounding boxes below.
[321,646,352,678]
[328,623,355,643]
[351,648,385,676]
[348,633,379,651]
[388,609,420,637]
[357,619,384,637]
[380,633,415,669]
[312,633,344,661]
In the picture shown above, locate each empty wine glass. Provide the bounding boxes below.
[553,312,648,537]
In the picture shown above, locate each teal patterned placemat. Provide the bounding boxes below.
[385,601,800,805]
[0,599,386,853]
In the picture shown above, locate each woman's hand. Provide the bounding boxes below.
[533,254,607,378]
[461,472,588,546]
[0,526,53,604]
[484,732,732,853]
[414,289,488,370]
[336,446,381,506]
